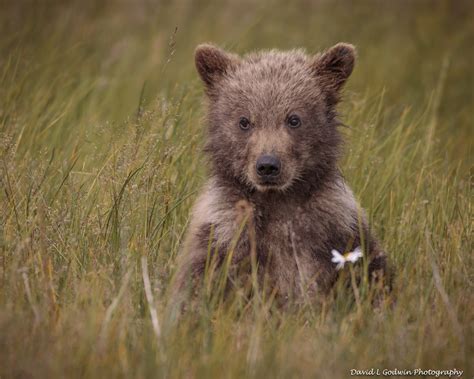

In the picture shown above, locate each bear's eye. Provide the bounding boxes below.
[287,115,301,128]
[239,117,251,130]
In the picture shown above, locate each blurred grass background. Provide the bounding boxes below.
[0,1,472,378]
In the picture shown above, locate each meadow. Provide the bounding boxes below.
[0,1,472,378]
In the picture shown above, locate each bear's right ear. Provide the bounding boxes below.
[195,44,239,90]
[311,43,356,104]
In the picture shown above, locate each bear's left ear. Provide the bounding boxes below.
[195,44,239,91]
[312,43,356,96]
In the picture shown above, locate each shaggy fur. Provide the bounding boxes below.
[174,43,388,301]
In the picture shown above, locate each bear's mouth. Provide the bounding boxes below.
[255,177,288,192]
[258,177,280,186]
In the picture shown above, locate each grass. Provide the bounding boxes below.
[0,1,472,378]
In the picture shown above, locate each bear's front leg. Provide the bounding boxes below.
[171,199,256,303]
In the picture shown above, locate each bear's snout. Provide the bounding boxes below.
[256,155,281,181]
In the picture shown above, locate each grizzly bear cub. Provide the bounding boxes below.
[174,43,388,302]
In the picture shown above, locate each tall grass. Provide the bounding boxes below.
[0,1,472,378]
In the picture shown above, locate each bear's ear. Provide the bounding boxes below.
[312,43,356,95]
[195,44,239,90]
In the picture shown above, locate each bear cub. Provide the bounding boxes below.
[175,43,388,302]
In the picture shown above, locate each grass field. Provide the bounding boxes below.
[0,1,472,378]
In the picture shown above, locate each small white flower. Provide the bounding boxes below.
[331,246,363,270]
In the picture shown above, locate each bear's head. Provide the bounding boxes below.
[195,43,355,193]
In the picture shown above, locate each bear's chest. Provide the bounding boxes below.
[249,204,339,297]
[255,202,332,254]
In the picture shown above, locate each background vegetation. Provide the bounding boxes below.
[0,1,472,378]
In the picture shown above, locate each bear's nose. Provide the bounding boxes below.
[256,155,281,178]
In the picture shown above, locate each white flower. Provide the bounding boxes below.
[331,247,363,270]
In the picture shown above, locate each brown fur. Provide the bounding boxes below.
[174,43,389,302]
